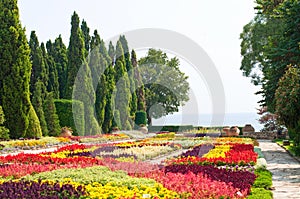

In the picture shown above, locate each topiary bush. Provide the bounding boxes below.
[54,99,84,136]
[134,111,147,128]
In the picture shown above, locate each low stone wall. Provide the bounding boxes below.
[241,131,279,140]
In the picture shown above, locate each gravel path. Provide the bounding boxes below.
[258,140,300,199]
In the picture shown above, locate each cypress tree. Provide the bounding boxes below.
[99,39,111,65]
[32,81,49,136]
[119,36,137,117]
[53,35,68,99]
[29,31,48,97]
[114,58,132,130]
[95,73,107,131]
[103,64,115,133]
[81,19,90,57]
[68,13,100,135]
[90,30,107,131]
[65,11,85,99]
[44,92,61,136]
[131,49,146,111]
[44,42,59,99]
[0,0,42,138]
[108,41,115,65]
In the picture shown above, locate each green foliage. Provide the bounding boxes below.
[240,0,300,119]
[139,49,190,125]
[29,31,48,97]
[80,19,90,57]
[102,64,115,133]
[108,41,115,65]
[65,11,86,99]
[0,0,42,138]
[247,168,273,199]
[44,92,61,136]
[50,35,68,99]
[25,106,42,138]
[132,50,146,111]
[32,81,48,136]
[0,106,9,140]
[134,111,147,128]
[275,65,300,146]
[112,110,121,130]
[253,168,272,189]
[54,99,84,136]
[44,41,59,98]
[148,125,194,132]
[247,188,273,199]
[23,166,157,188]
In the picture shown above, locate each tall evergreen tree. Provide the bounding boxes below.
[103,64,115,133]
[90,30,107,131]
[44,42,59,99]
[67,13,100,135]
[65,11,85,99]
[43,92,61,136]
[108,41,115,65]
[0,0,42,138]
[32,81,49,136]
[114,41,132,130]
[131,49,146,111]
[119,36,137,117]
[81,19,90,57]
[29,31,48,97]
[53,35,68,99]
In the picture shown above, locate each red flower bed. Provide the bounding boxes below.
[167,143,257,166]
[143,170,247,199]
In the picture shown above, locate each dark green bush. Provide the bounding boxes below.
[54,99,84,136]
[148,125,194,132]
[134,111,147,127]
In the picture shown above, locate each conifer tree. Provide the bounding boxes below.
[81,19,90,57]
[103,64,115,133]
[44,42,59,98]
[131,49,146,111]
[90,30,107,131]
[43,92,61,136]
[53,35,68,99]
[67,13,100,135]
[65,11,85,99]
[108,41,115,65]
[0,0,42,138]
[32,81,49,136]
[119,36,137,117]
[29,31,48,97]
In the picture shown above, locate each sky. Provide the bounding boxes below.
[18,0,262,127]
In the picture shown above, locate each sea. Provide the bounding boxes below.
[152,112,263,132]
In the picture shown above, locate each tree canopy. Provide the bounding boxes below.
[139,49,189,125]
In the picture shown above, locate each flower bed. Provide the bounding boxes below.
[0,136,263,198]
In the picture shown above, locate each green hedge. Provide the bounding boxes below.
[54,99,84,136]
[148,125,194,132]
[134,111,147,127]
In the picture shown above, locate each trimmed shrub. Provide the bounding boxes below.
[134,111,147,127]
[148,125,194,132]
[54,99,84,136]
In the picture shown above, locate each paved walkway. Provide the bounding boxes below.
[258,140,300,199]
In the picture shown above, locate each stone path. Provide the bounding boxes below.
[258,140,300,199]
